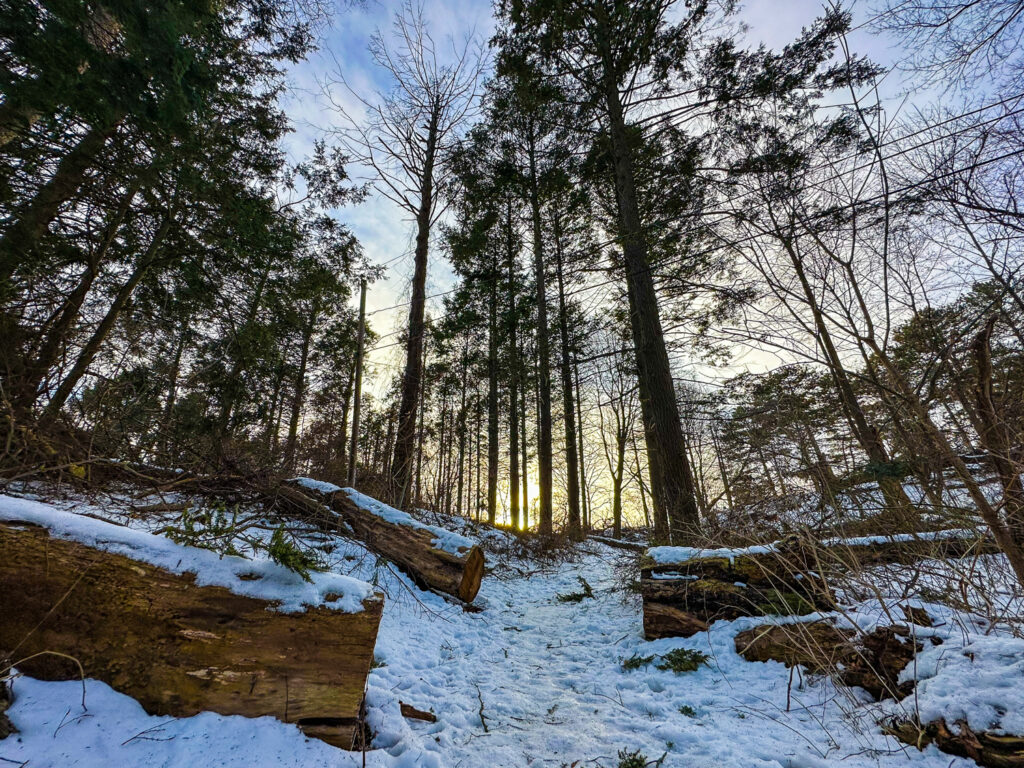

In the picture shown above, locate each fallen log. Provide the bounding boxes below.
[640,530,998,639]
[278,481,485,603]
[589,535,646,553]
[887,719,1024,768]
[0,498,383,749]
[735,622,923,701]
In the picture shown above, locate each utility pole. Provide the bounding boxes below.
[347,279,367,487]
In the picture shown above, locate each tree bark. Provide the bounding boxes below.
[553,209,582,538]
[594,22,700,543]
[526,127,554,534]
[0,519,383,750]
[43,213,172,417]
[506,198,521,530]
[282,483,485,603]
[391,101,440,508]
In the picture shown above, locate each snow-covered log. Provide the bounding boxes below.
[640,530,997,639]
[0,499,383,749]
[279,481,485,603]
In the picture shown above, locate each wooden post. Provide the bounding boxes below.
[347,279,367,487]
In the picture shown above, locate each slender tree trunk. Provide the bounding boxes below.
[161,325,188,455]
[43,213,171,417]
[347,280,367,486]
[552,209,581,538]
[595,25,699,543]
[779,232,916,527]
[573,351,589,531]
[285,309,317,472]
[526,128,554,534]
[391,102,440,508]
[507,199,521,530]
[456,339,468,517]
[487,252,499,526]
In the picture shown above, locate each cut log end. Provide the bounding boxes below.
[0,521,382,749]
[458,546,485,603]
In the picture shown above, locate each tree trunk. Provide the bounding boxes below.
[595,27,699,543]
[43,213,172,417]
[282,483,485,603]
[527,127,554,534]
[779,233,917,528]
[285,311,317,472]
[506,199,521,530]
[0,517,382,750]
[553,209,582,538]
[391,101,440,508]
[487,252,499,526]
[0,120,120,291]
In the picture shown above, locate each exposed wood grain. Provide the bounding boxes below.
[0,521,383,749]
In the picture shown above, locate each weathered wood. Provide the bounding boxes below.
[589,534,646,552]
[735,622,921,701]
[400,701,437,722]
[887,718,1024,767]
[641,531,997,639]
[0,521,383,749]
[278,483,485,603]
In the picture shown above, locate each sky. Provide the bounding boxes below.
[278,0,918,398]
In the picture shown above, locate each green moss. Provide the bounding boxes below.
[678,704,697,717]
[756,589,816,616]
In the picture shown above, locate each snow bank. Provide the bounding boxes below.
[342,488,477,555]
[901,632,1024,735]
[0,494,377,613]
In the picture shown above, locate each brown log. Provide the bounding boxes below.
[887,718,1024,767]
[735,622,921,701]
[0,520,383,749]
[278,483,485,603]
[640,530,997,639]
[642,602,708,639]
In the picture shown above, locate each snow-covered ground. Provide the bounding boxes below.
[1,489,1020,768]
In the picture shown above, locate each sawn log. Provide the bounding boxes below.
[0,517,383,749]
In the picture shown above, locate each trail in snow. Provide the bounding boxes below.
[2,500,982,768]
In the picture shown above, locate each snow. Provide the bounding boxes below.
[902,633,1024,735]
[343,487,477,555]
[647,542,778,564]
[2,489,1015,768]
[290,477,344,495]
[0,494,377,613]
[647,528,986,565]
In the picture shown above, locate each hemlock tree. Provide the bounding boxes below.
[495,0,713,542]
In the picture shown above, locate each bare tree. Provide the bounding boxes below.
[325,2,482,507]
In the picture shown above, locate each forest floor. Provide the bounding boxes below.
[1,486,1020,768]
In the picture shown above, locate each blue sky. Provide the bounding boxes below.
[279,0,917,390]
